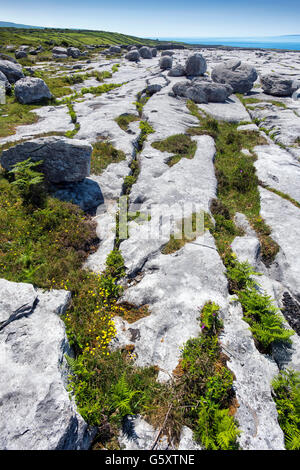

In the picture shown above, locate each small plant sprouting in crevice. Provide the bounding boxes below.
[115,113,140,132]
[272,369,300,450]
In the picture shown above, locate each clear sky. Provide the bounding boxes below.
[1,0,300,38]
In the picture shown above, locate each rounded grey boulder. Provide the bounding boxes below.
[260,73,298,97]
[1,136,92,184]
[15,50,27,59]
[168,64,186,77]
[159,55,173,70]
[185,53,207,77]
[125,50,140,62]
[151,48,157,57]
[139,46,152,59]
[108,45,121,54]
[67,47,81,58]
[0,59,24,84]
[212,59,257,93]
[14,77,52,104]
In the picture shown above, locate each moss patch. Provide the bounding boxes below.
[152,134,197,167]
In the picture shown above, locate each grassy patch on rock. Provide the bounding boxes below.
[0,96,40,138]
[115,113,140,132]
[91,141,126,175]
[152,134,197,167]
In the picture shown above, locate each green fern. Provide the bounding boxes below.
[110,373,143,418]
[272,369,300,450]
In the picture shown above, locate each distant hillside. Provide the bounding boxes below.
[0,21,42,29]
[0,25,176,48]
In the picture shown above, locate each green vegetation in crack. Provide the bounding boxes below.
[152,134,197,167]
[187,99,279,266]
[115,113,140,132]
[226,255,294,353]
[91,141,126,175]
[272,369,300,450]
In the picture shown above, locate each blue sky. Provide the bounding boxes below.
[1,0,300,37]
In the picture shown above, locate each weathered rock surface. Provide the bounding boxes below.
[1,136,92,184]
[14,77,52,104]
[259,188,300,300]
[0,279,95,450]
[168,64,186,77]
[212,59,257,93]
[0,59,24,83]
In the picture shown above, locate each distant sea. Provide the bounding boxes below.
[155,36,300,51]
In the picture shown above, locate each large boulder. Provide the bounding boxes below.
[168,64,186,77]
[125,50,140,62]
[172,79,233,103]
[1,136,92,184]
[139,46,152,59]
[185,53,207,77]
[67,47,81,59]
[212,59,257,93]
[151,48,157,57]
[108,45,121,54]
[14,77,52,104]
[0,60,24,84]
[0,279,96,450]
[159,55,173,70]
[260,73,299,97]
